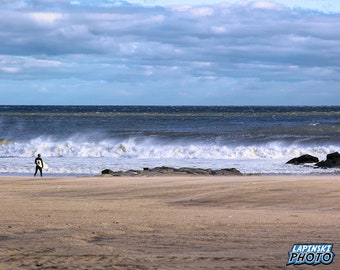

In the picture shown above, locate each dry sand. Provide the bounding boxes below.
[0,175,339,269]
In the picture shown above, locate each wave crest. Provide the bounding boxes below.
[0,136,338,160]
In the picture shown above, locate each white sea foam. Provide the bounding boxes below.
[0,136,339,176]
[0,136,338,159]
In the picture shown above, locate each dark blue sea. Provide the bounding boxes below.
[0,106,339,176]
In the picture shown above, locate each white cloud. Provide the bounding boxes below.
[25,58,63,67]
[29,12,63,24]
[0,0,340,105]
[1,67,21,73]
[251,1,284,10]
[190,7,214,17]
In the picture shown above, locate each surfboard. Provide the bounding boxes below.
[36,160,49,169]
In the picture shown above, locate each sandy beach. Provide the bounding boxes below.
[0,175,339,269]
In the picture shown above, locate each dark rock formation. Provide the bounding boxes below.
[0,139,11,145]
[315,152,340,168]
[102,166,242,177]
[212,168,243,175]
[101,169,115,175]
[286,154,319,165]
[176,167,212,175]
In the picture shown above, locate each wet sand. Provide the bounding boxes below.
[0,175,339,269]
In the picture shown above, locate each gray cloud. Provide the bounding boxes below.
[0,1,340,105]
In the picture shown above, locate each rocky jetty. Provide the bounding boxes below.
[315,152,340,168]
[102,166,242,177]
[0,138,11,145]
[286,154,319,165]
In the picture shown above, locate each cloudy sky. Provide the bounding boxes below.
[1,0,340,105]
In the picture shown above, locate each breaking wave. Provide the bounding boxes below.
[0,136,338,161]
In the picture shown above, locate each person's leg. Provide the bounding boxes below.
[39,167,43,177]
[34,166,38,177]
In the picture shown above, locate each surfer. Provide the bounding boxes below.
[34,154,44,177]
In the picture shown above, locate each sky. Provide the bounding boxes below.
[0,0,340,105]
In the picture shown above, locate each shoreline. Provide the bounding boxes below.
[1,174,339,269]
[0,173,339,181]
[1,169,339,178]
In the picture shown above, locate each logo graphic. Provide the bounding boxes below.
[287,244,335,266]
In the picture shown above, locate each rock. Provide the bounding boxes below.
[212,168,243,176]
[140,167,176,176]
[176,167,212,175]
[326,152,340,160]
[124,170,140,176]
[101,169,115,175]
[315,152,340,168]
[286,154,319,165]
[0,139,11,145]
[152,166,176,173]
[101,166,243,177]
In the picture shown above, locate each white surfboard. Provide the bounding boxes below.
[37,160,49,169]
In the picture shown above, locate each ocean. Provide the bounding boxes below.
[0,105,339,177]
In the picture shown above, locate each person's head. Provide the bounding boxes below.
[38,154,41,158]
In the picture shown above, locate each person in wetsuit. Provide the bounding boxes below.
[34,154,44,177]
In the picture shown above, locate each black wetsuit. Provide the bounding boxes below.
[34,157,43,177]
